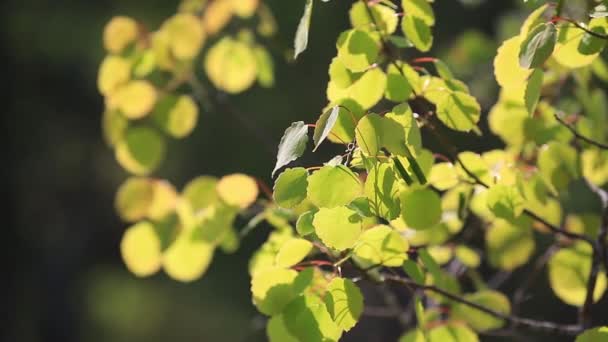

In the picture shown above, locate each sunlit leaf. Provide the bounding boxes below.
[313,106,340,151]
[115,126,166,175]
[401,188,442,230]
[273,121,309,176]
[519,23,556,69]
[294,0,314,59]
[121,221,162,277]
[204,37,257,93]
[217,173,259,208]
[452,290,511,331]
[354,225,409,267]
[313,206,362,251]
[275,238,313,268]
[324,277,364,331]
[103,16,138,53]
[274,168,308,209]
[162,229,215,282]
[307,165,362,208]
[152,95,199,138]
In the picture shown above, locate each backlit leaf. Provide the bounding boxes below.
[273,121,309,176]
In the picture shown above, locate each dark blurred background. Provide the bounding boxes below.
[5,0,602,341]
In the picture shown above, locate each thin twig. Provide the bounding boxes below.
[554,113,608,150]
[382,274,584,335]
[553,17,608,40]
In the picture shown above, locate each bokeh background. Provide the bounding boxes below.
[5,0,605,341]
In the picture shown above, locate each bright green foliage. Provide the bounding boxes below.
[276,238,314,268]
[485,184,525,221]
[354,225,408,267]
[307,165,362,208]
[435,91,481,132]
[102,1,608,340]
[486,218,535,271]
[452,290,511,332]
[548,242,607,307]
[401,188,442,230]
[324,278,364,332]
[313,206,362,251]
[337,29,380,72]
[274,168,309,209]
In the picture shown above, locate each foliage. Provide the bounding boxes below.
[100,0,608,340]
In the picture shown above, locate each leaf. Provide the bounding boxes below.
[162,229,215,282]
[354,225,409,267]
[494,36,532,90]
[217,173,259,208]
[452,290,511,332]
[401,188,442,230]
[296,211,316,237]
[578,18,608,55]
[294,0,314,59]
[313,206,362,251]
[273,121,309,176]
[519,23,557,69]
[524,68,543,115]
[436,91,481,132]
[349,1,398,35]
[324,278,364,331]
[486,184,525,221]
[103,16,138,53]
[282,295,343,342]
[576,327,608,342]
[401,15,433,52]
[486,218,535,271]
[548,242,607,306]
[182,176,220,211]
[204,37,258,93]
[152,95,199,138]
[251,267,300,315]
[402,0,435,26]
[402,260,425,285]
[553,21,603,68]
[275,238,314,267]
[591,4,608,18]
[327,60,387,110]
[364,162,401,220]
[115,126,166,176]
[313,106,340,151]
[273,168,309,209]
[336,29,380,72]
[307,165,362,208]
[121,222,163,277]
[455,245,480,268]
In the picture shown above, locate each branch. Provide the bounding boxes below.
[382,273,584,335]
[423,118,593,244]
[554,113,608,150]
[580,204,608,328]
[553,17,608,40]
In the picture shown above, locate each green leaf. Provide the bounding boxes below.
[402,0,435,25]
[313,106,340,151]
[307,165,362,208]
[553,22,602,68]
[427,324,479,342]
[436,91,481,132]
[251,267,300,315]
[273,121,309,176]
[454,245,480,268]
[115,126,166,176]
[365,162,401,220]
[294,0,314,59]
[537,142,579,193]
[324,277,364,331]
[401,15,433,52]
[267,315,299,342]
[273,168,309,208]
[385,62,414,102]
[313,206,362,251]
[275,238,314,267]
[519,23,557,69]
[452,290,511,332]
[349,2,398,35]
[162,229,215,282]
[296,211,316,236]
[486,184,525,221]
[486,218,535,271]
[354,225,409,267]
[204,37,257,93]
[403,260,425,285]
[548,242,607,306]
[429,162,459,190]
[434,59,454,79]
[182,176,220,211]
[336,29,380,72]
[401,188,442,230]
[328,60,387,110]
[576,327,608,342]
[152,94,199,138]
[282,294,343,342]
[524,68,543,115]
[494,36,532,90]
[254,46,275,87]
